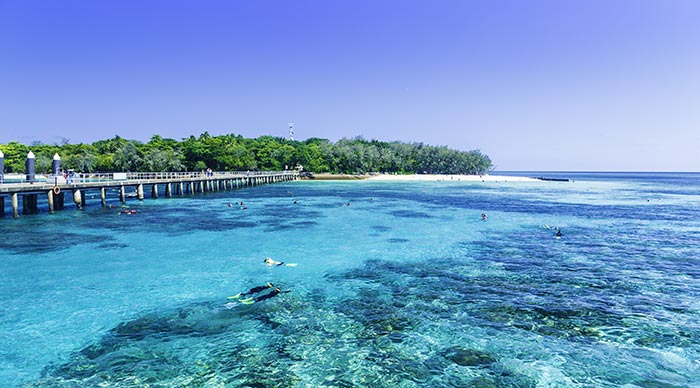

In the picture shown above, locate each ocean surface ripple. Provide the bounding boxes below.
[1,173,699,387]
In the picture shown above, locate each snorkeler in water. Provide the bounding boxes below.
[228,282,274,299]
[264,257,285,266]
[238,287,290,305]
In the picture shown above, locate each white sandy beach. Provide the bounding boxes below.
[365,174,539,182]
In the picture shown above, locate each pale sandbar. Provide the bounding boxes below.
[365,174,539,182]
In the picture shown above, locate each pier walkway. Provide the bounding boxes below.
[0,171,297,218]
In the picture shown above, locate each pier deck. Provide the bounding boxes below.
[0,171,297,218]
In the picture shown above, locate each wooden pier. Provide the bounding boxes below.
[0,171,297,218]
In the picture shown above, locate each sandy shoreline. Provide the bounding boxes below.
[366,174,538,182]
[307,173,539,182]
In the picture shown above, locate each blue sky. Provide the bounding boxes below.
[1,0,699,171]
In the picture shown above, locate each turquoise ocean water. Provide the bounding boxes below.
[1,172,699,387]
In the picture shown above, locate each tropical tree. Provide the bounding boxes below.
[112,141,143,171]
[0,132,492,175]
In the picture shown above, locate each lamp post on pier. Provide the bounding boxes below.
[26,151,36,183]
[0,149,4,184]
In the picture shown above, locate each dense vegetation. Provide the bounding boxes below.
[0,133,492,175]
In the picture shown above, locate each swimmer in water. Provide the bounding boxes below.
[264,257,285,266]
[238,287,290,304]
[228,282,274,299]
[481,213,487,221]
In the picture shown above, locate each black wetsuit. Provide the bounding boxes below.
[240,284,272,297]
[254,289,290,303]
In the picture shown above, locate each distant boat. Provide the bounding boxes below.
[535,177,570,182]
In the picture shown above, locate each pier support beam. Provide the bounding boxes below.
[0,173,290,220]
[55,192,64,210]
[22,194,38,214]
[12,193,19,218]
[47,190,54,213]
[73,190,82,209]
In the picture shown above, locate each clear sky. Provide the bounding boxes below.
[1,0,699,171]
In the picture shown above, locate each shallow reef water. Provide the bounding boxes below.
[2,173,700,387]
[28,259,543,387]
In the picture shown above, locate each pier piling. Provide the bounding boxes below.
[56,192,64,210]
[47,190,54,213]
[0,171,297,218]
[73,190,82,209]
[12,193,18,218]
[22,194,38,214]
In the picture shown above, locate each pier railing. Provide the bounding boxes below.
[0,170,298,217]
[2,170,297,185]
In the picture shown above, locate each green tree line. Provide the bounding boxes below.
[0,133,492,175]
